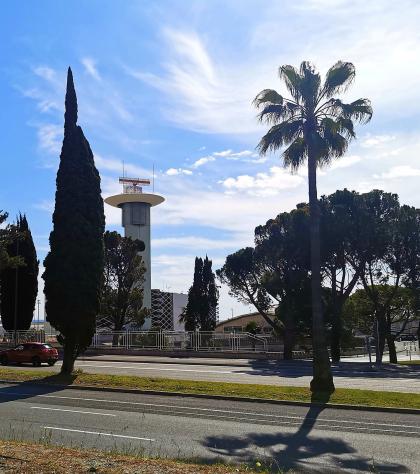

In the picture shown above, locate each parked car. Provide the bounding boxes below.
[0,343,58,367]
[396,335,417,342]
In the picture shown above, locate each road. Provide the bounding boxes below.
[3,355,420,393]
[0,382,418,472]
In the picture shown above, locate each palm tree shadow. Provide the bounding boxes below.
[202,391,409,472]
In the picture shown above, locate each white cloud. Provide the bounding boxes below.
[153,235,249,250]
[222,166,304,197]
[166,167,193,176]
[374,165,420,180]
[37,124,62,156]
[95,154,149,177]
[190,149,260,169]
[329,155,361,170]
[81,57,101,81]
[361,134,396,148]
[192,156,216,168]
[33,200,54,213]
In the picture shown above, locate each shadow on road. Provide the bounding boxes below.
[240,358,420,381]
[202,391,409,473]
[0,372,77,406]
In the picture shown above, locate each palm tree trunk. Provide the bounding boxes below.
[307,149,335,393]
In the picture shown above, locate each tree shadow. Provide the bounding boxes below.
[239,358,420,382]
[202,391,409,472]
[0,373,77,406]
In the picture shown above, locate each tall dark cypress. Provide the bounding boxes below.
[180,256,219,331]
[43,68,104,374]
[201,255,218,330]
[0,214,39,330]
[181,257,203,331]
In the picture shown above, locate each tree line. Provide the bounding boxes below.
[218,188,420,364]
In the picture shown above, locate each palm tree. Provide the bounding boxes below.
[254,61,372,392]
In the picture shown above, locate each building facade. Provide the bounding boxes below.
[151,289,188,331]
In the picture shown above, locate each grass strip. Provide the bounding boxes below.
[398,360,420,365]
[0,439,266,473]
[0,367,419,409]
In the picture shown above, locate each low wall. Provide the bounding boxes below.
[84,348,284,360]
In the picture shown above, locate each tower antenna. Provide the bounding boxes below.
[122,160,125,178]
[152,163,155,193]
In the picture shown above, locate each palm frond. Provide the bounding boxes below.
[299,61,321,105]
[256,102,301,124]
[321,61,355,98]
[253,89,284,107]
[279,65,302,102]
[329,98,373,123]
[282,137,307,171]
[319,117,355,140]
[316,127,348,167]
[257,120,303,155]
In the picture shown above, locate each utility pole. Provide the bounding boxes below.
[37,299,40,325]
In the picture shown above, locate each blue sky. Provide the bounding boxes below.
[2,0,420,320]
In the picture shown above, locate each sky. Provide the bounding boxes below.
[2,0,420,321]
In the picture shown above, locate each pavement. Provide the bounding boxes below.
[3,355,420,393]
[0,382,418,472]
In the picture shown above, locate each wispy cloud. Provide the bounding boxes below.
[222,166,304,197]
[374,165,420,180]
[37,124,62,157]
[81,57,101,81]
[166,168,193,176]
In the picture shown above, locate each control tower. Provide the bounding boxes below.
[104,177,165,329]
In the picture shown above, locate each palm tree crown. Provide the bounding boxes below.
[254,61,372,170]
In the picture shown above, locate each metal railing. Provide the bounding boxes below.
[0,329,268,353]
[91,330,268,352]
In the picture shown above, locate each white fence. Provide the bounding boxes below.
[0,330,268,353]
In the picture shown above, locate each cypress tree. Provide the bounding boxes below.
[43,68,105,374]
[201,255,218,330]
[181,257,203,331]
[0,214,39,330]
[180,256,219,331]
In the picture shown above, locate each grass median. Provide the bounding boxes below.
[0,367,419,410]
[0,440,267,473]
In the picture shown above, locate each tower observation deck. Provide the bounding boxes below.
[104,177,165,329]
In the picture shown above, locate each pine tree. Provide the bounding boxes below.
[0,214,38,330]
[43,68,105,374]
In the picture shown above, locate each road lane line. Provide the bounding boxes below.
[2,392,418,431]
[43,426,155,441]
[77,364,233,374]
[31,406,116,416]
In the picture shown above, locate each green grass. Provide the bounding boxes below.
[0,367,419,410]
[398,360,420,365]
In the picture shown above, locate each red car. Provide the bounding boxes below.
[0,342,58,367]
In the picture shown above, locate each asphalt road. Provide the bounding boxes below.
[0,382,418,472]
[3,355,420,393]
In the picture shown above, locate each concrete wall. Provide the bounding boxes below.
[121,202,152,330]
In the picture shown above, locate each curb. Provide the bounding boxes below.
[1,379,419,415]
[78,357,281,368]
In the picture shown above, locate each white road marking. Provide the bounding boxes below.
[3,391,417,431]
[31,406,116,416]
[43,426,155,441]
[77,364,233,374]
